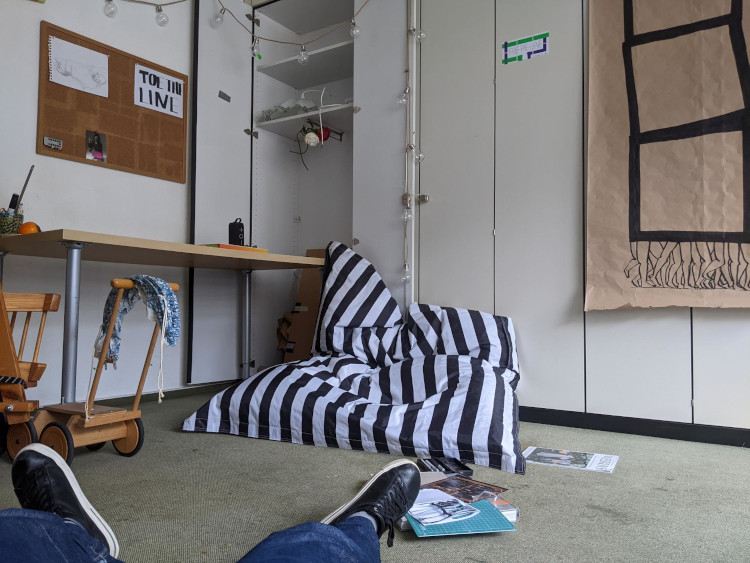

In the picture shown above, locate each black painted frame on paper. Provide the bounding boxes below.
[623,0,750,244]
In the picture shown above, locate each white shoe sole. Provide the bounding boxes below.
[320,458,419,525]
[20,443,120,558]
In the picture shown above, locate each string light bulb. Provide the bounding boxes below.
[297,45,309,65]
[402,208,413,222]
[251,38,261,59]
[415,151,425,163]
[410,27,426,41]
[401,263,412,282]
[398,87,410,105]
[350,19,361,38]
[155,5,169,26]
[212,9,225,25]
[103,0,118,18]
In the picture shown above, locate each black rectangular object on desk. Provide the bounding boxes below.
[228,218,244,246]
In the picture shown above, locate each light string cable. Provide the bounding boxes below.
[141,276,169,404]
[216,0,372,48]
[119,0,187,6]
[402,0,416,313]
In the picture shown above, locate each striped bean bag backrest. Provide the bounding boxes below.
[313,242,404,362]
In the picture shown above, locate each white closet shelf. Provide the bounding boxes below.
[257,41,353,90]
[253,0,353,35]
[256,103,354,139]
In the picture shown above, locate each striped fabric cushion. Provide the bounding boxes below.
[0,376,27,388]
[406,303,520,389]
[313,242,404,362]
[183,241,525,474]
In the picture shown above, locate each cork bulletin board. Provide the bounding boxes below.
[36,21,188,183]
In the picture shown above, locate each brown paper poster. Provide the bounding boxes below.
[586,0,750,309]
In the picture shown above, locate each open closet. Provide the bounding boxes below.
[249,0,355,374]
[190,0,355,383]
[251,0,354,258]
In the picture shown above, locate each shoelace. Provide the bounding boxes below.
[378,482,412,548]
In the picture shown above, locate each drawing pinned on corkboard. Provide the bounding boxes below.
[37,21,187,183]
[49,36,108,97]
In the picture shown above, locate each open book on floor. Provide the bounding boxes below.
[405,490,516,538]
[398,474,518,531]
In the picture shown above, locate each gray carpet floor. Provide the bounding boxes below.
[1,388,749,562]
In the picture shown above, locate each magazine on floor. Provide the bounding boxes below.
[405,489,516,537]
[407,489,479,526]
[523,446,619,473]
[398,475,518,531]
[422,475,517,521]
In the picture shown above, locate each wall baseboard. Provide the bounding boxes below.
[519,407,750,448]
[98,381,234,408]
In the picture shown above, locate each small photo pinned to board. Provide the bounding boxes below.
[85,130,107,162]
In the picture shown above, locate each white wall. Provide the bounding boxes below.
[0,0,193,405]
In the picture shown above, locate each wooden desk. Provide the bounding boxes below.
[0,230,324,402]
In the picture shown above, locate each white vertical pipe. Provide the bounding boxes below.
[406,0,418,306]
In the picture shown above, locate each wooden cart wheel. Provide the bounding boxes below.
[40,422,75,466]
[86,442,107,451]
[113,418,144,457]
[6,420,38,461]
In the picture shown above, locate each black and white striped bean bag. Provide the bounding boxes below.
[183,242,525,474]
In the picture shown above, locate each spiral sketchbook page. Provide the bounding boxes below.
[49,36,108,98]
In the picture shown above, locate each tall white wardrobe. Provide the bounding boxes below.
[416,0,750,435]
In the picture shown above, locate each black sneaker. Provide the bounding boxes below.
[12,443,119,557]
[321,459,420,547]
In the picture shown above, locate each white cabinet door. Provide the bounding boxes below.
[693,309,750,429]
[494,0,585,411]
[417,0,496,313]
[190,0,253,383]
[586,309,692,422]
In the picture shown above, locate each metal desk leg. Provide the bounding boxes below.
[241,269,251,380]
[0,251,6,283]
[61,242,85,403]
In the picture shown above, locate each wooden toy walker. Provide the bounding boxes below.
[2,278,178,465]
[0,282,60,460]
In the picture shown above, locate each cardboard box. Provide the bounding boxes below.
[279,249,325,362]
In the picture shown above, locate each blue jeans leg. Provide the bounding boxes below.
[238,516,380,563]
[0,508,120,563]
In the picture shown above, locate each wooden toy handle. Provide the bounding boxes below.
[110,278,179,292]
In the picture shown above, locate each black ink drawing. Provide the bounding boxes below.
[53,57,108,93]
[622,0,750,290]
[49,36,109,97]
[624,241,750,289]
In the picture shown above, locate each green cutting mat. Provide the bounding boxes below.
[406,499,517,537]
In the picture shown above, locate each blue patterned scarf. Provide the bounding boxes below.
[93,275,180,402]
